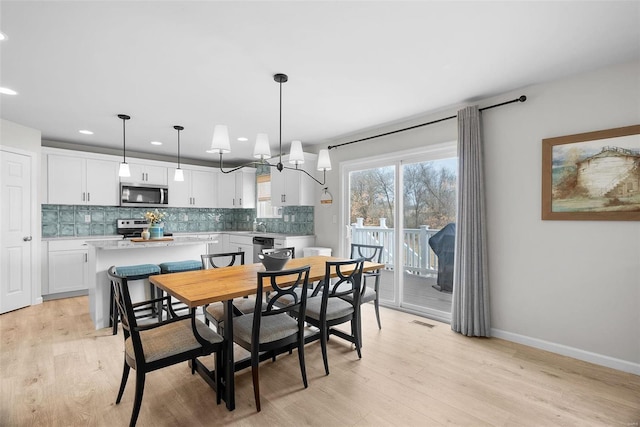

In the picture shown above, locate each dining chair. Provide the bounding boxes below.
[346,243,384,331]
[201,252,254,331]
[107,267,224,427]
[303,258,365,375]
[232,265,311,412]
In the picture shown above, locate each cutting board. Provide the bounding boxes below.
[131,237,174,242]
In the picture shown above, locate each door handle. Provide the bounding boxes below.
[23,236,32,241]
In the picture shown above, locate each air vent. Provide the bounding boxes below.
[412,320,436,328]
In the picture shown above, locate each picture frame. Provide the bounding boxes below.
[542,124,640,221]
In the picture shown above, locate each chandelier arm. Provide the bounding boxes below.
[280,165,327,186]
[217,153,263,174]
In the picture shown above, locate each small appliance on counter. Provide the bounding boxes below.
[116,219,173,239]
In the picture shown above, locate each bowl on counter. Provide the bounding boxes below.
[258,250,292,271]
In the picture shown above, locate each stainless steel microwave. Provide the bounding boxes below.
[120,183,168,207]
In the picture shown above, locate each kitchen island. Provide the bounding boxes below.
[86,236,216,330]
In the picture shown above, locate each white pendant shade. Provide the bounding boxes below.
[253,133,271,159]
[118,162,131,177]
[174,168,184,181]
[210,125,231,154]
[288,140,304,165]
[316,149,332,171]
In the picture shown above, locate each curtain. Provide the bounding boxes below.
[451,105,491,337]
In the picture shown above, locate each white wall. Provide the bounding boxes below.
[314,60,640,373]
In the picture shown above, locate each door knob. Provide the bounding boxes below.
[23,236,32,241]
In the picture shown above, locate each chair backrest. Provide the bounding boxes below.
[350,243,383,264]
[262,247,296,258]
[107,267,145,360]
[252,265,311,337]
[201,251,245,269]
[321,258,365,308]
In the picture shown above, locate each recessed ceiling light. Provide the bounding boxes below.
[150,141,162,146]
[0,87,17,95]
[79,130,93,135]
[237,137,248,142]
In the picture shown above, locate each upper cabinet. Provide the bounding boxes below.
[168,167,217,208]
[127,163,167,186]
[217,169,256,209]
[47,153,119,205]
[270,153,318,206]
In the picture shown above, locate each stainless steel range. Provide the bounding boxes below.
[116,219,151,238]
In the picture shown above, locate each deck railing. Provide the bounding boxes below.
[350,225,440,277]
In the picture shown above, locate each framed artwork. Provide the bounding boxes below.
[542,124,640,221]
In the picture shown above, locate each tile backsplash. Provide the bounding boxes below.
[42,205,314,238]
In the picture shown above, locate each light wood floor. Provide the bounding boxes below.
[1,296,638,426]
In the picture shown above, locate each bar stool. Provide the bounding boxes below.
[158,260,202,319]
[109,264,161,335]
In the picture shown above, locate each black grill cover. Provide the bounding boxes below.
[428,223,455,292]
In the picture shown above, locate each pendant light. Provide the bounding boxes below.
[173,125,184,181]
[210,73,331,185]
[117,114,131,178]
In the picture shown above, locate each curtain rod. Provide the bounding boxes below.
[327,95,527,150]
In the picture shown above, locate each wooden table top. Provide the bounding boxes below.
[149,255,384,308]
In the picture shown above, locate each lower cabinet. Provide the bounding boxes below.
[226,235,254,263]
[46,240,89,295]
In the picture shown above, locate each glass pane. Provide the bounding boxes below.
[401,158,457,316]
[349,165,395,303]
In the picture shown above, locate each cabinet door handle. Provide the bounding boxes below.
[84,253,88,262]
[82,192,85,202]
[239,198,242,206]
[87,192,90,202]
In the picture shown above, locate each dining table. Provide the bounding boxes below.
[148,255,385,411]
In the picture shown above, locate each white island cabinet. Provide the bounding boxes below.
[86,237,215,330]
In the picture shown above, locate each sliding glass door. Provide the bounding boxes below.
[343,143,457,321]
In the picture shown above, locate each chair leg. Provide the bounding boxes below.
[130,370,146,427]
[298,338,308,388]
[116,361,130,404]
[374,297,382,329]
[191,358,196,375]
[352,318,362,359]
[320,324,330,376]
[215,349,223,405]
[251,353,261,412]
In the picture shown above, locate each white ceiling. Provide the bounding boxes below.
[1,1,639,164]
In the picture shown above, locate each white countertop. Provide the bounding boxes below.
[43,231,314,242]
[85,236,216,250]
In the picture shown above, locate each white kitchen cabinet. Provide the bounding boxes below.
[274,235,316,258]
[46,240,89,295]
[270,153,318,206]
[127,163,167,185]
[227,234,254,262]
[168,167,217,208]
[47,153,119,205]
[217,169,256,208]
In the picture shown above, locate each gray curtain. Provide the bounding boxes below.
[451,105,491,337]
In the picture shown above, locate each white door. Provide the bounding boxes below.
[0,150,32,313]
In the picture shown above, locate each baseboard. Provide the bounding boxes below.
[491,328,640,375]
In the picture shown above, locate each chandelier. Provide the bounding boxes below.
[208,73,331,185]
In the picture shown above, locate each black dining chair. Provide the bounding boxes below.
[201,252,255,331]
[232,265,311,412]
[303,258,365,375]
[107,266,224,427]
[346,243,384,332]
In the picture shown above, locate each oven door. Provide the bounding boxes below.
[120,184,168,207]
